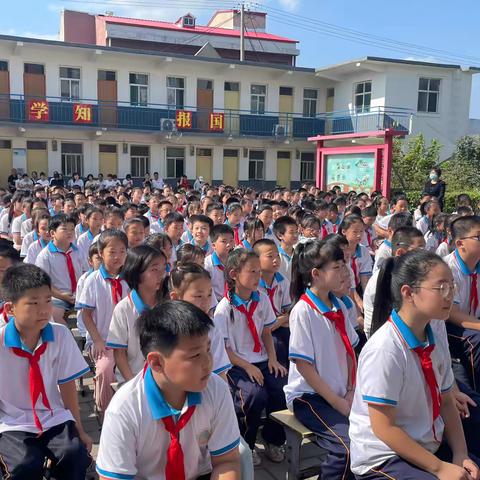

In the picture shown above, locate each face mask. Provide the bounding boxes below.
[430,173,438,181]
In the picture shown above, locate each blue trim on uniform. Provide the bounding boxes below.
[305,288,341,313]
[264,319,276,327]
[131,289,149,314]
[454,249,480,275]
[289,352,314,363]
[99,264,114,280]
[441,382,455,393]
[213,363,232,375]
[241,239,252,251]
[340,295,353,309]
[39,238,47,248]
[278,246,292,261]
[363,395,397,406]
[47,240,78,253]
[95,467,134,480]
[79,223,86,234]
[33,230,38,241]
[144,367,201,420]
[86,230,94,241]
[212,251,225,269]
[4,322,54,352]
[76,302,95,310]
[231,291,260,308]
[384,240,392,248]
[157,219,165,230]
[210,437,241,456]
[58,366,91,384]
[391,310,435,350]
[106,342,128,349]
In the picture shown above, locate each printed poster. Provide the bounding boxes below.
[325,153,375,193]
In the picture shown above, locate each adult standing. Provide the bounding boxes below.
[49,171,64,188]
[193,175,205,192]
[7,168,18,192]
[423,167,446,209]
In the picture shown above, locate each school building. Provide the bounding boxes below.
[0,8,477,189]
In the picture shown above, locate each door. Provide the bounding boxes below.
[196,148,212,184]
[279,87,294,135]
[197,79,213,131]
[98,70,117,127]
[224,81,240,135]
[223,149,238,187]
[26,141,48,175]
[99,144,118,176]
[24,63,46,119]
[326,87,335,112]
[0,64,10,120]
[277,151,291,188]
[0,141,12,188]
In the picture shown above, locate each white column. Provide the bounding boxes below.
[265,147,276,182]
[118,143,130,178]
[212,145,223,181]
[238,147,249,181]
[150,143,163,175]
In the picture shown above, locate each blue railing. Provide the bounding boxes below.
[0,95,412,138]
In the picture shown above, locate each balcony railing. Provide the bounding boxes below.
[0,95,412,138]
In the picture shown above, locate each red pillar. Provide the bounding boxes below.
[316,140,324,190]
[382,133,393,197]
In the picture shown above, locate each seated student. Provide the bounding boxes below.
[21,210,50,262]
[204,224,234,302]
[413,192,432,222]
[0,242,21,325]
[77,229,129,415]
[373,212,413,273]
[445,215,480,392]
[298,214,321,244]
[425,213,449,252]
[374,193,410,238]
[225,203,244,246]
[77,207,104,272]
[107,245,167,382]
[96,301,241,480]
[361,205,378,254]
[273,215,299,282]
[254,239,291,368]
[63,197,76,216]
[176,243,206,267]
[150,200,173,234]
[48,193,64,217]
[186,214,214,255]
[19,200,48,241]
[214,248,287,466]
[123,217,146,248]
[436,214,459,258]
[240,217,264,252]
[284,240,358,479]
[349,250,480,480]
[417,198,441,235]
[257,204,275,241]
[11,197,33,249]
[0,264,92,479]
[35,214,83,325]
[206,202,225,226]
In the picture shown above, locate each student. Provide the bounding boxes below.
[254,239,291,368]
[123,217,146,248]
[284,240,358,479]
[150,200,173,234]
[96,301,241,480]
[314,199,332,239]
[0,243,21,324]
[349,250,480,479]
[103,207,125,231]
[257,204,274,241]
[144,193,161,226]
[0,191,27,240]
[206,202,225,226]
[77,229,129,414]
[417,198,441,235]
[273,215,299,282]
[176,243,206,267]
[23,211,51,264]
[361,205,378,253]
[11,197,33,249]
[225,203,244,246]
[204,224,234,302]
[327,203,341,233]
[375,194,410,238]
[163,211,186,258]
[240,217,264,252]
[445,215,480,392]
[436,214,459,258]
[35,214,83,324]
[144,233,174,274]
[187,214,214,255]
[0,264,92,479]
[214,248,287,465]
[298,214,321,244]
[77,207,104,271]
[107,245,167,382]
[74,205,89,239]
[425,213,449,252]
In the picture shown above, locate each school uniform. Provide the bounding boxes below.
[204,252,227,302]
[284,289,359,480]
[188,238,213,256]
[11,213,28,242]
[361,226,376,252]
[76,230,97,272]
[74,269,95,338]
[445,250,480,392]
[149,218,166,234]
[0,321,91,478]
[351,244,373,289]
[349,310,456,478]
[24,236,48,265]
[20,217,33,239]
[35,241,83,309]
[239,238,253,251]
[319,220,333,240]
[424,231,444,252]
[376,213,393,231]
[20,229,37,257]
[180,228,194,244]
[214,291,287,450]
[416,215,430,235]
[75,222,87,240]
[373,239,392,273]
[76,264,130,411]
[264,225,276,242]
[225,220,244,246]
[363,269,380,338]
[435,239,451,258]
[96,368,240,480]
[258,272,291,367]
[278,245,293,283]
[144,209,160,227]
[0,213,14,236]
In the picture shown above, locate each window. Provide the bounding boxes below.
[61,143,83,176]
[224,82,239,92]
[354,81,371,112]
[183,15,195,27]
[197,79,213,90]
[99,144,117,153]
[24,63,44,75]
[303,88,318,117]
[166,147,185,178]
[130,145,150,177]
[167,77,185,109]
[224,149,239,157]
[197,148,212,157]
[27,141,47,150]
[418,78,441,113]
[130,73,148,107]
[98,70,116,81]
[279,86,293,96]
[60,67,80,101]
[248,150,265,180]
[300,152,315,181]
[251,84,266,115]
[277,151,291,159]
[0,140,11,149]
[0,61,8,72]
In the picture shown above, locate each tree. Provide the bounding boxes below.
[442,135,480,190]
[392,134,442,192]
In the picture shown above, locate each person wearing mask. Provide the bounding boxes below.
[424,167,446,210]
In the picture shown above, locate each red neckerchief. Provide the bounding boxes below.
[107,278,123,305]
[233,226,241,246]
[226,293,261,352]
[0,304,8,324]
[350,257,359,286]
[162,406,196,480]
[265,284,280,317]
[469,272,479,316]
[321,223,328,239]
[59,249,77,293]
[366,229,372,248]
[301,293,356,385]
[11,342,52,432]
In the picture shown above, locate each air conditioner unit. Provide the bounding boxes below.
[274,124,286,137]
[160,118,175,132]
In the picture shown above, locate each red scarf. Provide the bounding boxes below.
[12,342,52,432]
[162,406,196,480]
[233,226,241,246]
[107,278,123,305]
[227,294,261,352]
[350,257,359,286]
[60,250,77,293]
[366,229,372,248]
[0,305,8,324]
[265,285,280,317]
[321,223,329,239]
[470,273,478,316]
[301,293,357,384]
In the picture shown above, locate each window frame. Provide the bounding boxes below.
[61,142,84,177]
[130,145,150,178]
[129,72,149,107]
[166,147,185,179]
[353,81,372,113]
[300,151,316,182]
[248,149,265,180]
[59,66,81,102]
[417,77,441,114]
[250,84,267,115]
[24,63,45,75]
[303,88,318,118]
[167,76,186,109]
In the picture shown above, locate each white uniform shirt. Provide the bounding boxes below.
[214,291,276,364]
[75,223,88,240]
[349,311,454,475]
[75,269,94,337]
[144,210,160,227]
[416,216,430,235]
[258,272,291,317]
[96,369,240,480]
[436,240,451,258]
[363,269,380,338]
[20,230,38,257]
[373,240,392,273]
[361,225,376,250]
[149,218,165,234]
[20,217,33,239]
[11,214,27,238]
[278,246,293,283]
[76,230,96,272]
[76,264,130,345]
[340,294,359,329]
[204,252,226,303]
[351,244,373,286]
[24,237,48,265]
[0,322,89,433]
[0,213,12,235]
[376,213,394,230]
[284,289,359,407]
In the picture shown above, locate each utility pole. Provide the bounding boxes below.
[240,3,245,62]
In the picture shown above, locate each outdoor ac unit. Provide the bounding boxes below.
[160,118,175,132]
[274,124,286,137]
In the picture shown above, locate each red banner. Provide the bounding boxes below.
[73,104,93,124]
[176,110,193,129]
[28,100,49,121]
[209,112,224,132]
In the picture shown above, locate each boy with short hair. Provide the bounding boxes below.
[273,215,299,282]
[123,217,146,248]
[257,204,274,240]
[188,214,214,255]
[96,300,241,480]
[314,199,332,239]
[77,207,104,271]
[205,224,235,302]
[361,205,377,253]
[0,264,92,479]
[144,193,161,226]
[206,202,225,226]
[150,200,173,234]
[225,203,244,246]
[104,207,125,231]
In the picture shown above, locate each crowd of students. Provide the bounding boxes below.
[0,178,480,480]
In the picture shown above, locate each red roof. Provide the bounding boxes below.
[101,15,298,44]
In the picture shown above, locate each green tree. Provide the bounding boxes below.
[442,135,480,190]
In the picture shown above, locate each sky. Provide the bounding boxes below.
[1,0,480,117]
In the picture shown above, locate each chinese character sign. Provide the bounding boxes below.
[209,113,224,132]
[28,100,49,121]
[73,104,93,124]
[176,110,193,129]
